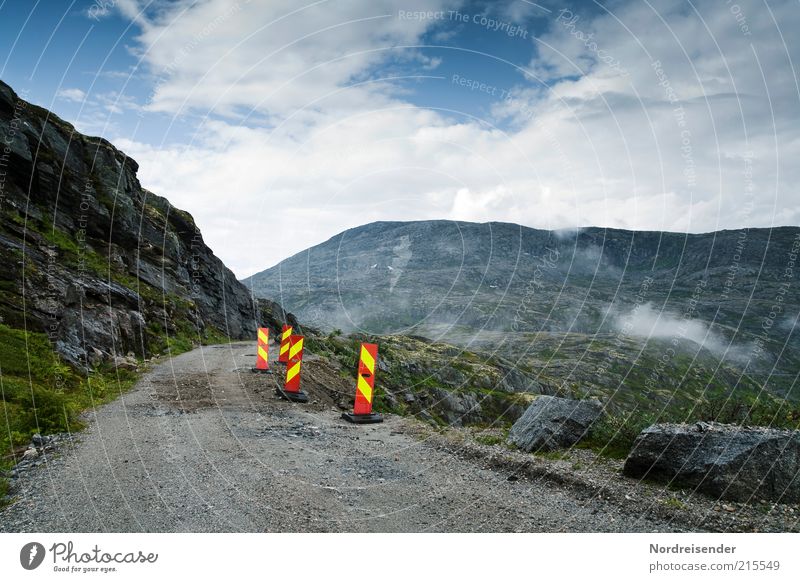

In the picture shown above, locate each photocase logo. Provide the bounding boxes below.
[20,542,46,570]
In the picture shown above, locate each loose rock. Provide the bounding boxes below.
[623,422,800,503]
[507,396,603,452]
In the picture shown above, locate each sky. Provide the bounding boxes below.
[1,0,798,277]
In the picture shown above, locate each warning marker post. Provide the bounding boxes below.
[251,327,270,373]
[342,343,383,424]
[276,334,309,403]
[278,325,292,363]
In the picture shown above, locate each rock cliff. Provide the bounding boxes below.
[0,80,258,367]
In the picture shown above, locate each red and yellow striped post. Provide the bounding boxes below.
[276,334,308,403]
[278,325,292,363]
[342,343,383,424]
[284,335,304,392]
[251,327,270,373]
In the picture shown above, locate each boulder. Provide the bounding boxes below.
[113,355,139,371]
[429,387,483,426]
[623,422,800,503]
[507,396,603,452]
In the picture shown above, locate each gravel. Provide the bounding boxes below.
[1,342,796,532]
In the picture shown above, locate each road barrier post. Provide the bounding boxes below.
[278,325,292,363]
[342,343,383,424]
[251,327,270,373]
[276,334,309,403]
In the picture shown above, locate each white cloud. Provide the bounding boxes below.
[56,88,86,102]
[129,0,459,117]
[612,302,753,362]
[615,302,720,347]
[110,0,800,278]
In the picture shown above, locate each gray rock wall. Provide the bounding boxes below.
[0,80,258,365]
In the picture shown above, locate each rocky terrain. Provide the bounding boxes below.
[0,79,258,366]
[1,79,798,531]
[301,327,796,450]
[0,78,269,476]
[2,342,797,533]
[624,421,800,503]
[244,220,800,402]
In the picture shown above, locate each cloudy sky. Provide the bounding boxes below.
[1,0,798,277]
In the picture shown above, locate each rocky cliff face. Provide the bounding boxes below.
[0,80,257,366]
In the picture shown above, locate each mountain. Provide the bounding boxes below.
[0,79,259,365]
[244,220,800,400]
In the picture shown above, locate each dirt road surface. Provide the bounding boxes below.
[0,343,698,532]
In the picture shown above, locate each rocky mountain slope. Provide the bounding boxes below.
[0,79,797,519]
[0,79,258,366]
[244,220,800,401]
[0,79,267,464]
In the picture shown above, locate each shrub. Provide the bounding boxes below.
[582,409,656,459]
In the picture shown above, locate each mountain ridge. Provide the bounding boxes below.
[244,218,800,401]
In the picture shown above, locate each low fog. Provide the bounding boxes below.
[612,302,748,362]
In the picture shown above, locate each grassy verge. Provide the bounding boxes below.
[304,329,800,462]
[0,321,228,506]
[0,323,137,505]
[580,396,800,460]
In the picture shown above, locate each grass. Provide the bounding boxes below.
[579,394,800,461]
[302,329,800,464]
[0,320,229,506]
[0,323,134,504]
[18,211,205,339]
[579,411,655,459]
[662,496,687,510]
[146,318,228,357]
[534,450,570,461]
[475,434,505,446]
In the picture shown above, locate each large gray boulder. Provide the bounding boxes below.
[623,422,800,503]
[430,387,483,426]
[507,396,603,452]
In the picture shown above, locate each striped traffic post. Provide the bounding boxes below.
[251,327,270,373]
[342,343,383,424]
[276,334,309,403]
[278,325,292,363]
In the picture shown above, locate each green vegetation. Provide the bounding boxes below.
[146,318,229,357]
[0,323,135,504]
[13,209,221,359]
[580,410,655,459]
[38,225,110,276]
[694,395,800,427]
[580,394,800,460]
[662,496,687,510]
[0,320,229,505]
[475,433,505,446]
[0,93,249,507]
[306,324,800,467]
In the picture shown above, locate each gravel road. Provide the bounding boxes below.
[0,342,721,532]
